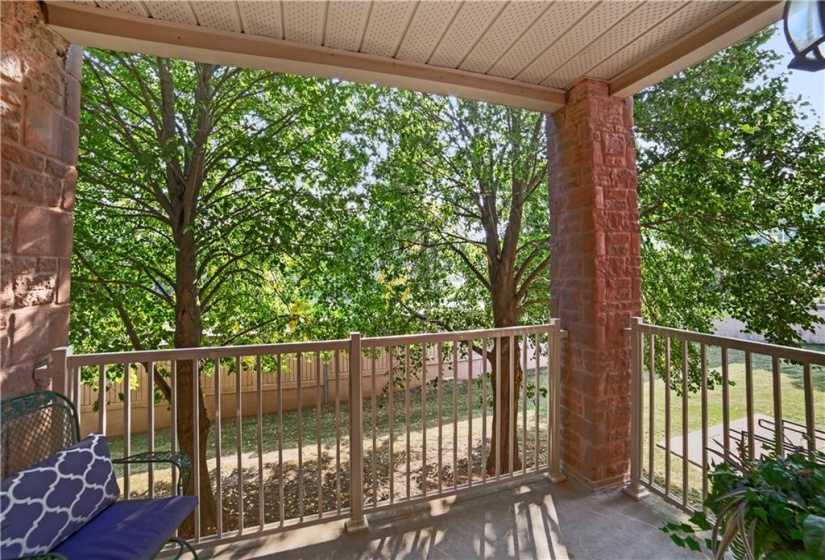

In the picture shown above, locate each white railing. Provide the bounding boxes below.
[44,321,564,548]
[626,317,825,512]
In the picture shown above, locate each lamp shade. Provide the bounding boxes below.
[784,0,825,71]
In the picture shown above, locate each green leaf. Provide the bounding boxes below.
[689,512,712,531]
[670,535,686,549]
[802,515,825,558]
[682,537,701,552]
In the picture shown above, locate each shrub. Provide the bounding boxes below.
[662,447,825,559]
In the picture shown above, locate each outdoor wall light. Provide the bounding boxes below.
[784,0,825,71]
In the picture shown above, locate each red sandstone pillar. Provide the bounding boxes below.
[548,79,641,488]
[1,1,81,397]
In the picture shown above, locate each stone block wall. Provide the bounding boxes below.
[1,1,81,397]
[548,79,641,488]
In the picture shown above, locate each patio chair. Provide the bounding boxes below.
[1,390,199,559]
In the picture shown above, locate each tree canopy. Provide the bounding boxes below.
[635,30,825,346]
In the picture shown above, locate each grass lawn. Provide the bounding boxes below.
[642,345,825,509]
[108,368,552,527]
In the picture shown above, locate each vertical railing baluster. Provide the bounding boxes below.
[700,343,709,507]
[147,360,155,498]
[193,359,201,541]
[257,355,264,528]
[681,340,689,508]
[235,355,243,533]
[371,351,377,506]
[215,359,222,537]
[550,322,564,482]
[468,340,474,485]
[171,360,178,495]
[333,351,341,515]
[626,318,645,499]
[422,342,428,497]
[521,334,527,473]
[388,347,395,504]
[405,345,411,500]
[771,356,784,457]
[98,365,107,435]
[803,362,816,457]
[648,333,655,486]
[278,354,285,526]
[722,348,730,455]
[346,333,367,531]
[664,337,671,497]
[482,338,488,484]
[124,361,131,499]
[453,341,459,489]
[508,334,515,477]
[496,337,502,480]
[746,352,755,459]
[437,341,443,494]
[315,351,323,519]
[297,353,304,522]
[534,332,540,469]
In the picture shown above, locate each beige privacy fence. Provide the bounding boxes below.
[76,346,538,437]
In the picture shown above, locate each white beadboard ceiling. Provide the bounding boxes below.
[46,0,783,112]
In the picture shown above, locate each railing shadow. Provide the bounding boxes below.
[206,477,569,559]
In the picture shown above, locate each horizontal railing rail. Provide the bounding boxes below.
[45,321,565,549]
[626,317,824,513]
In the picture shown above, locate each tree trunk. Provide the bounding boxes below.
[485,336,523,475]
[174,227,218,537]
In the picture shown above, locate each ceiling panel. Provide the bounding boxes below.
[459,1,548,74]
[429,2,505,69]
[190,2,241,33]
[142,1,198,26]
[542,0,683,88]
[516,1,637,84]
[585,1,734,84]
[237,1,283,39]
[395,1,461,64]
[47,0,781,111]
[325,1,371,52]
[283,1,325,45]
[94,0,148,18]
[360,1,417,58]
[488,1,595,79]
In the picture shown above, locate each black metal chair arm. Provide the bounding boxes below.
[112,451,192,496]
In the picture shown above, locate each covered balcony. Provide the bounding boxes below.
[2,0,822,558]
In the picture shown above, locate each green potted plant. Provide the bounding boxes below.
[662,447,825,559]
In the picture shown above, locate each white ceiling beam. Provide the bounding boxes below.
[44,2,567,113]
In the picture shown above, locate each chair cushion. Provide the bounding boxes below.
[0,434,120,558]
[52,496,198,559]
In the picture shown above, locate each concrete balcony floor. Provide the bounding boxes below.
[202,474,699,559]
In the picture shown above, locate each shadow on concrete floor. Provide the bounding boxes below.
[202,474,700,559]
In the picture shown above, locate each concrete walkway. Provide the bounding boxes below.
[202,474,700,559]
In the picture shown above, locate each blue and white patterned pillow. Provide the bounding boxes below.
[0,433,120,558]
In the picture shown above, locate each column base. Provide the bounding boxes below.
[622,484,650,501]
[545,469,567,484]
[345,517,369,533]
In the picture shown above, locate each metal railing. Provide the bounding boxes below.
[626,317,825,512]
[43,321,564,548]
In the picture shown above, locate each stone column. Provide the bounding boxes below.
[1,1,81,397]
[547,79,641,488]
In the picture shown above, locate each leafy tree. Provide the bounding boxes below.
[74,49,362,533]
[351,92,551,474]
[635,30,825,350]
